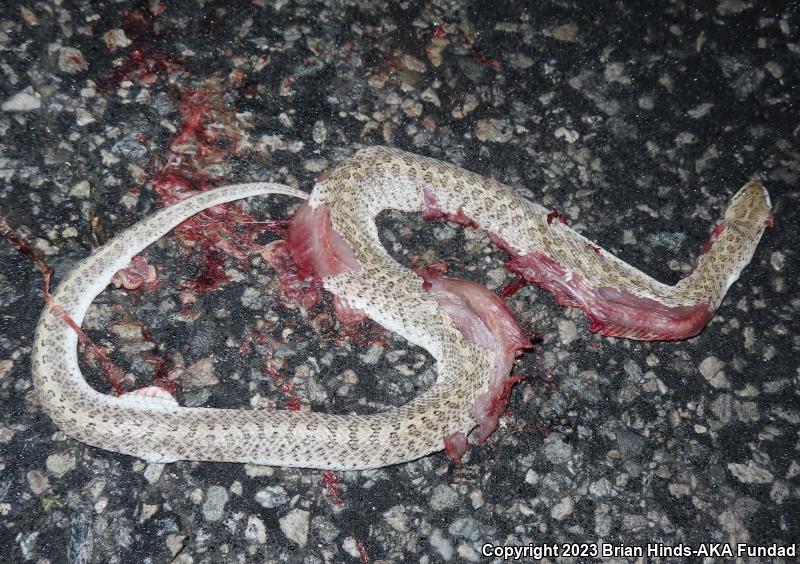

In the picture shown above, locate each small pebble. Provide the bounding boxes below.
[551,23,578,42]
[255,485,289,508]
[245,515,267,544]
[558,319,577,345]
[429,528,453,561]
[58,47,88,74]
[728,461,773,484]
[202,486,228,522]
[551,496,575,519]
[475,118,513,143]
[26,470,50,495]
[699,355,730,389]
[279,508,309,547]
[429,484,459,510]
[46,452,76,477]
[2,87,41,112]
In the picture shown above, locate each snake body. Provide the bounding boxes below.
[31,147,772,469]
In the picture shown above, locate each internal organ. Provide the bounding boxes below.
[504,251,713,341]
[421,190,721,341]
[288,201,531,445]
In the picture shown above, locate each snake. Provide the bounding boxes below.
[31,146,773,470]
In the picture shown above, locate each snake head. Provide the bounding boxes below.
[725,179,773,231]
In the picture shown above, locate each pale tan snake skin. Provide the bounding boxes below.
[31,146,772,470]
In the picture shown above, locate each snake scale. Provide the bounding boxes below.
[31,147,772,469]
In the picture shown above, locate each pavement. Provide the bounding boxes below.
[0,1,797,563]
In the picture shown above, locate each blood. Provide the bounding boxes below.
[258,239,321,309]
[421,189,478,227]
[145,88,288,295]
[498,275,527,300]
[507,251,714,340]
[181,250,231,293]
[478,374,526,442]
[432,23,448,38]
[150,353,177,397]
[103,49,184,89]
[239,326,267,356]
[284,397,302,411]
[339,321,388,349]
[1,216,127,394]
[285,201,365,322]
[356,540,369,564]
[472,49,502,71]
[262,364,304,410]
[153,378,178,397]
[418,266,532,449]
[698,224,725,257]
[546,209,568,225]
[321,470,344,506]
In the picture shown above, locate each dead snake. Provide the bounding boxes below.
[31,147,772,469]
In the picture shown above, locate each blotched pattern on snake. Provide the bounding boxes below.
[31,147,772,469]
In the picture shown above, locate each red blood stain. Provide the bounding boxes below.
[421,189,478,227]
[416,261,448,277]
[433,23,448,38]
[321,470,344,506]
[239,326,266,356]
[151,375,177,397]
[698,224,725,257]
[339,321,388,349]
[356,540,369,564]
[498,275,527,300]
[505,249,713,340]
[472,49,502,71]
[104,49,184,89]
[0,217,128,394]
[546,209,568,225]
[477,374,526,444]
[143,88,287,295]
[259,240,323,310]
[181,250,231,293]
[262,364,304,410]
[284,397,302,411]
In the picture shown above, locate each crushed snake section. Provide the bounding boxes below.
[31,147,772,469]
